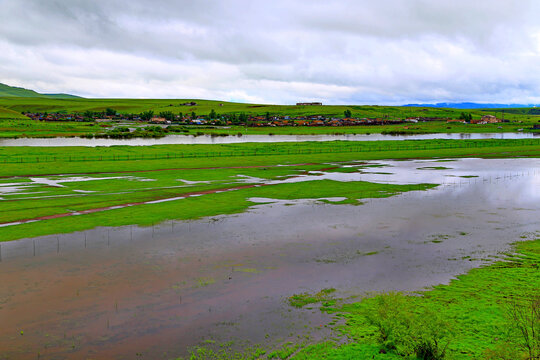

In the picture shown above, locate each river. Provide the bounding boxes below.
[0,132,538,146]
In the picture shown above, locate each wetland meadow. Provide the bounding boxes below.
[0,138,539,359]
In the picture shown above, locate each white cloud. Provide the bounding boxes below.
[0,0,539,104]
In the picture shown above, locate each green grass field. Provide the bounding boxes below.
[0,118,100,137]
[0,107,29,120]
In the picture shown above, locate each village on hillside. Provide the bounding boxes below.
[22,110,509,127]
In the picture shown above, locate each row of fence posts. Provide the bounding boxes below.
[0,219,186,262]
[1,169,538,263]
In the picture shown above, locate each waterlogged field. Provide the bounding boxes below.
[0,158,434,242]
[1,139,540,241]
[0,144,539,359]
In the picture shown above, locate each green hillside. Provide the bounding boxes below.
[0,106,29,119]
[41,93,83,99]
[0,96,534,121]
[0,83,44,97]
[0,83,82,99]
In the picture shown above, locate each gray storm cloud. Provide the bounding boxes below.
[0,0,539,104]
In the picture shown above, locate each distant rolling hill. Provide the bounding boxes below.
[0,83,82,99]
[403,102,538,109]
[41,93,82,99]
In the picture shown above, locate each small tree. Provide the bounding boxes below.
[238,112,248,124]
[83,110,94,119]
[344,109,352,118]
[159,111,175,121]
[459,112,472,121]
[209,109,217,119]
[506,295,540,360]
[229,113,239,125]
[139,110,154,121]
[105,108,117,116]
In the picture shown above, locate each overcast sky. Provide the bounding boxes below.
[1,0,539,104]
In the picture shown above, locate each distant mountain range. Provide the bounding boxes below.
[0,83,82,99]
[403,102,538,109]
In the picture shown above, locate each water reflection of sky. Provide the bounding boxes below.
[265,158,540,194]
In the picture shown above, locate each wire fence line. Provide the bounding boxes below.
[0,168,537,262]
[1,138,540,164]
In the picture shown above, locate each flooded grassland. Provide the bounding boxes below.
[1,158,540,358]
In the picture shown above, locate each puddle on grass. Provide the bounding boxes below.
[0,175,150,199]
[1,158,540,359]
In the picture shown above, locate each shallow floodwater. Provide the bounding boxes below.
[1,159,540,359]
[0,132,538,146]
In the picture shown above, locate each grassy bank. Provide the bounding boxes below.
[184,121,540,135]
[0,118,99,138]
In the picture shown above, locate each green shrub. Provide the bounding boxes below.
[364,292,453,359]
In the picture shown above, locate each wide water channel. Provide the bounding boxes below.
[0,132,538,146]
[1,158,540,359]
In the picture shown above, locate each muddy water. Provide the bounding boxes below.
[1,159,540,359]
[0,132,538,146]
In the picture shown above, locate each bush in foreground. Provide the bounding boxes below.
[364,292,453,359]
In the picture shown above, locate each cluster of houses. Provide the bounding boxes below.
[24,112,87,122]
[446,115,503,125]
[23,112,135,122]
[23,111,508,127]
[244,115,412,127]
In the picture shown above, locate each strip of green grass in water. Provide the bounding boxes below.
[283,239,540,359]
[0,180,436,242]
[0,166,318,223]
[289,288,337,308]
